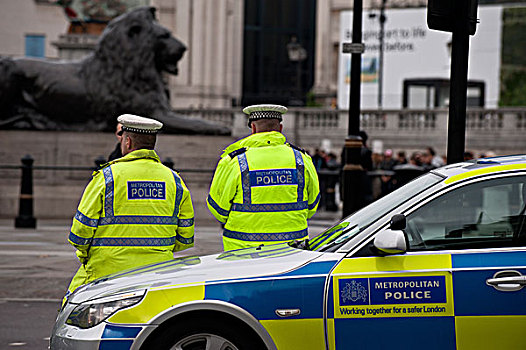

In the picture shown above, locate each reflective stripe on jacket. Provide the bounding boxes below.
[207,132,320,251]
[67,149,194,294]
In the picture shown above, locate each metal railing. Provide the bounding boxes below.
[0,155,216,228]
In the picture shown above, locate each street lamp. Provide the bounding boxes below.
[427,0,479,164]
[341,0,365,218]
[287,36,307,106]
[368,0,387,109]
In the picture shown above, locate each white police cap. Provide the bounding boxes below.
[117,114,163,134]
[243,104,287,127]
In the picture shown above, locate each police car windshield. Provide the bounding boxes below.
[310,172,444,252]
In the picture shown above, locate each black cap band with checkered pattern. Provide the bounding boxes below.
[243,104,287,127]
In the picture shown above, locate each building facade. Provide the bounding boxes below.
[0,0,523,108]
[0,0,68,59]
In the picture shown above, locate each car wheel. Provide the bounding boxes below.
[169,332,239,350]
[143,315,266,350]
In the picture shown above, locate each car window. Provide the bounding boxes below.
[405,175,526,251]
[309,172,444,252]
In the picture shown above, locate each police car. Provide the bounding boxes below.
[51,155,526,349]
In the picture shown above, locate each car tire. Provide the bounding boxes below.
[142,315,267,350]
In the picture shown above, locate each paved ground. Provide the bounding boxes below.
[0,213,340,349]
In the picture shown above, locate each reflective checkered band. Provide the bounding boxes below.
[91,236,176,247]
[74,210,98,228]
[103,166,115,217]
[69,232,92,246]
[308,193,321,210]
[231,201,308,212]
[248,111,283,121]
[176,234,194,245]
[171,170,183,217]
[223,228,308,241]
[207,195,230,216]
[178,218,194,227]
[293,149,305,202]
[98,215,178,226]
[121,125,158,134]
[238,153,251,204]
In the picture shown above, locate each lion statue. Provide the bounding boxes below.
[0,7,230,135]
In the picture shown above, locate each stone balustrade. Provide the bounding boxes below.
[175,107,526,155]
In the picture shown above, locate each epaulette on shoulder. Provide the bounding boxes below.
[228,147,247,159]
[287,143,307,154]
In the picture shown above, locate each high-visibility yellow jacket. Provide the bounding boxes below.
[66,149,194,296]
[207,132,320,251]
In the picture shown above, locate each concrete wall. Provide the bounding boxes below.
[0,131,236,226]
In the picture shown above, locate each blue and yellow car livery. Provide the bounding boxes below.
[51,155,526,349]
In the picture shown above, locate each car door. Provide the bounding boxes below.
[327,173,526,350]
[327,251,456,349]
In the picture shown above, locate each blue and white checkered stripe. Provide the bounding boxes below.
[70,232,193,247]
[171,170,183,217]
[69,231,92,245]
[231,201,308,212]
[207,195,230,216]
[178,218,194,227]
[308,193,321,210]
[223,228,308,241]
[176,234,194,245]
[293,148,305,202]
[98,215,179,225]
[238,153,251,204]
[103,166,115,217]
[91,236,177,246]
[74,210,98,227]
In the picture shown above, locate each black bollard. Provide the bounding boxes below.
[15,155,37,228]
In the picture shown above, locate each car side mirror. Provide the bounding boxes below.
[374,229,407,255]
[390,214,406,230]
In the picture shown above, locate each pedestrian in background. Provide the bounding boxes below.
[324,152,340,211]
[359,130,374,205]
[207,104,320,251]
[427,146,445,168]
[393,151,426,188]
[107,122,123,161]
[380,149,396,170]
[65,114,194,301]
[464,151,475,161]
[395,151,408,165]
[379,149,396,197]
[311,148,327,171]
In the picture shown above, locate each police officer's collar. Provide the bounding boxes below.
[221,132,286,158]
[240,131,286,148]
[98,149,161,170]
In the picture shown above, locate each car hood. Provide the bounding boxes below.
[68,244,333,304]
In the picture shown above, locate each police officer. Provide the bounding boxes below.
[207,104,320,251]
[66,114,194,299]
